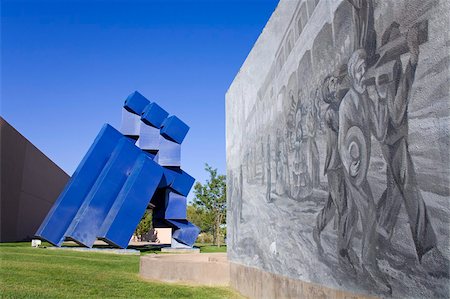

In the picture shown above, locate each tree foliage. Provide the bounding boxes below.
[134,210,152,241]
[192,164,227,247]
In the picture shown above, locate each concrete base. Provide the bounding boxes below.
[140,253,229,286]
[230,262,377,299]
[46,246,140,255]
[161,247,200,253]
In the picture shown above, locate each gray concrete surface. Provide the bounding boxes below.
[230,262,376,299]
[140,253,230,286]
[226,0,450,297]
[161,247,200,253]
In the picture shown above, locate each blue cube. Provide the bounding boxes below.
[159,167,194,196]
[136,123,160,151]
[167,219,200,247]
[152,190,187,220]
[160,116,189,144]
[158,137,181,167]
[124,91,151,115]
[170,169,195,196]
[141,102,169,129]
[120,108,140,138]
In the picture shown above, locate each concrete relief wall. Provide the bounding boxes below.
[226,0,450,297]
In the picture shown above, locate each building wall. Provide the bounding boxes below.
[226,0,450,297]
[1,117,69,242]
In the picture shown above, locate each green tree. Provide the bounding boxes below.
[134,210,152,241]
[187,204,208,232]
[193,164,226,247]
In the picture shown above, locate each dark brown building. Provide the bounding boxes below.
[1,117,69,242]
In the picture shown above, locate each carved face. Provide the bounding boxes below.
[328,77,339,102]
[354,58,367,93]
[375,76,389,99]
[322,76,339,104]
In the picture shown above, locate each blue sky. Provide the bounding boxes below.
[1,0,278,199]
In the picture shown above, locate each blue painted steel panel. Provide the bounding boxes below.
[158,167,177,188]
[144,151,157,161]
[64,138,142,247]
[158,137,181,167]
[136,122,160,151]
[141,102,168,129]
[167,220,200,247]
[158,167,194,196]
[120,108,140,138]
[169,168,195,196]
[37,90,197,249]
[153,190,187,220]
[35,124,124,246]
[98,154,163,248]
[124,91,150,115]
[160,115,189,144]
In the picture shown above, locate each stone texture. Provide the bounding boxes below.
[226,0,450,298]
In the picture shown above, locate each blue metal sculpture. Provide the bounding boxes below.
[35,91,200,248]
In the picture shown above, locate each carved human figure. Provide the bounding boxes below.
[292,103,312,199]
[283,127,291,194]
[374,25,448,277]
[266,135,272,203]
[237,164,244,224]
[338,49,390,291]
[347,0,377,66]
[275,129,286,196]
[306,91,320,188]
[292,137,301,199]
[261,138,265,184]
[313,75,358,268]
[228,170,237,247]
[287,91,297,151]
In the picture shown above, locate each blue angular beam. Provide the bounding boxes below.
[64,138,144,248]
[159,167,195,197]
[98,155,163,248]
[152,190,187,220]
[166,220,200,247]
[35,124,124,246]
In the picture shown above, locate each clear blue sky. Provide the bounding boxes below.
[1,0,278,199]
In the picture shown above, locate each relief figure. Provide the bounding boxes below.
[313,75,358,269]
[275,129,287,196]
[306,90,321,188]
[347,0,377,65]
[373,24,448,277]
[338,49,390,292]
[266,134,273,203]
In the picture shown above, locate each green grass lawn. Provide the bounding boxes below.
[0,242,239,299]
[195,243,227,253]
